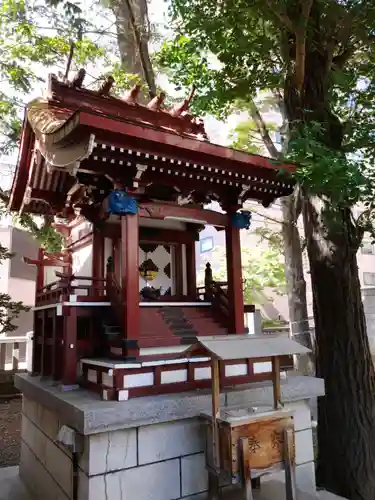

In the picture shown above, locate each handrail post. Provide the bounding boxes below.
[106,257,114,296]
[205,262,214,300]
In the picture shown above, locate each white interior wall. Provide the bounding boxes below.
[72,244,93,295]
[139,245,172,294]
[44,266,62,286]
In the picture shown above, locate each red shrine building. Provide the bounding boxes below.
[9,73,295,401]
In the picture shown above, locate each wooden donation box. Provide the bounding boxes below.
[183,335,311,500]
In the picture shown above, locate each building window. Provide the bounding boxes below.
[200,237,214,253]
[361,241,374,255]
[363,272,375,286]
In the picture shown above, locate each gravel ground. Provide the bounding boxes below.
[0,397,22,468]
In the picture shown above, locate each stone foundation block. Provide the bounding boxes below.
[22,414,48,466]
[295,429,314,465]
[138,418,204,465]
[181,453,208,497]
[295,461,316,495]
[21,412,73,497]
[22,397,38,425]
[79,428,137,476]
[78,459,181,500]
[45,437,73,497]
[20,441,69,500]
[286,401,312,431]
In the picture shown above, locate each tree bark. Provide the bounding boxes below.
[111,0,156,95]
[281,191,314,375]
[281,5,375,490]
[303,196,375,499]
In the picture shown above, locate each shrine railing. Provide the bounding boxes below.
[197,280,230,326]
[0,334,32,373]
[35,275,107,306]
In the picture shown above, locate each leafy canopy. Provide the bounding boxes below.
[201,244,286,305]
[156,0,375,224]
[0,0,152,251]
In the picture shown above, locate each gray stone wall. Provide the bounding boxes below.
[20,396,317,500]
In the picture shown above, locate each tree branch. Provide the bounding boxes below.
[123,0,156,97]
[265,0,294,32]
[249,207,283,226]
[248,98,280,159]
[332,45,357,70]
[294,0,313,93]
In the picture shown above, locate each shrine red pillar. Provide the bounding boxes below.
[225,212,245,334]
[36,247,44,291]
[61,306,78,386]
[121,214,140,357]
[92,227,105,295]
[174,244,184,297]
[185,242,197,298]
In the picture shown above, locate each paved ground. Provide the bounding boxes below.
[0,397,21,468]
[1,467,31,500]
[0,467,347,500]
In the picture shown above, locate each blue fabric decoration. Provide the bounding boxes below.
[231,210,252,229]
[108,190,138,215]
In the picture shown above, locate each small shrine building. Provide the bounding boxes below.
[10,73,324,500]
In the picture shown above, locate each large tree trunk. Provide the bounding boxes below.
[281,191,314,375]
[303,197,375,499]
[283,15,375,494]
[111,0,156,95]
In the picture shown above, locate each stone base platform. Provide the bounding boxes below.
[15,373,325,500]
[0,467,348,500]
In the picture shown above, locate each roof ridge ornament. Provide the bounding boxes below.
[98,76,115,96]
[123,84,142,104]
[147,92,166,111]
[170,85,196,117]
[70,68,86,89]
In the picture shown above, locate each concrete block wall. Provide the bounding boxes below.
[20,396,316,500]
[20,397,73,500]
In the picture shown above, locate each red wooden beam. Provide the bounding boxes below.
[29,188,66,207]
[8,117,34,212]
[174,244,184,296]
[138,202,228,227]
[62,306,78,385]
[92,227,105,295]
[23,256,70,267]
[80,113,296,175]
[101,224,198,244]
[185,241,197,298]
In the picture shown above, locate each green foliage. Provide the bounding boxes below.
[203,243,286,305]
[286,121,368,206]
[156,0,375,229]
[229,120,265,154]
[14,213,64,252]
[0,242,30,333]
[0,0,109,154]
[254,226,284,253]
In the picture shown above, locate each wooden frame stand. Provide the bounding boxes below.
[182,335,310,499]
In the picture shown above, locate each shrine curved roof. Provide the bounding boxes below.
[9,72,296,216]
